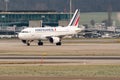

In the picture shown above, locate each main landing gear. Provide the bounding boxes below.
[38,40,43,46]
[56,42,62,46]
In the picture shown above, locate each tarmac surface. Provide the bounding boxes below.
[0,56,120,65]
[0,39,120,64]
[0,39,120,80]
[0,39,120,65]
[0,39,120,56]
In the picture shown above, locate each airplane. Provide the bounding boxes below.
[18,9,83,46]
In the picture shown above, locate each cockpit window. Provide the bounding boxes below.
[21,31,30,33]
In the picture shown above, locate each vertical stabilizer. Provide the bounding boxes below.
[68,9,80,27]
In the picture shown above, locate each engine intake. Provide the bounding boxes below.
[22,40,26,44]
[49,37,60,43]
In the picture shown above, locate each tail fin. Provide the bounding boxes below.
[68,9,80,27]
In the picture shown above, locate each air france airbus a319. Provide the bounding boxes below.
[18,9,83,46]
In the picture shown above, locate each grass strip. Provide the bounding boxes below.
[0,65,120,77]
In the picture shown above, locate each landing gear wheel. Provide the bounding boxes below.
[56,42,61,46]
[27,43,30,46]
[38,42,43,46]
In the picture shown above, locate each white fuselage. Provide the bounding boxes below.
[18,26,81,40]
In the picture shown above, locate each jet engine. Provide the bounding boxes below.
[22,40,26,44]
[49,37,60,43]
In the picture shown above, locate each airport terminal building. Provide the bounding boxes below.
[0,10,70,37]
[0,10,70,29]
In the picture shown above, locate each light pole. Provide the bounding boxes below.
[70,0,72,19]
[4,0,9,12]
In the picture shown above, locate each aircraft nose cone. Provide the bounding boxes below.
[18,33,23,39]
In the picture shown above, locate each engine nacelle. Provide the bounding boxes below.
[49,37,60,43]
[22,40,26,44]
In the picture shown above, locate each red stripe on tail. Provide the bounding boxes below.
[74,16,80,26]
